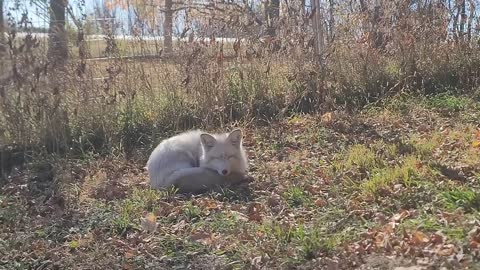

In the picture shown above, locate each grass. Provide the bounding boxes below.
[361,155,425,196]
[2,94,480,269]
[344,145,379,171]
[283,186,311,208]
[441,188,480,212]
[425,92,473,113]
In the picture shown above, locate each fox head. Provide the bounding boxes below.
[199,129,247,176]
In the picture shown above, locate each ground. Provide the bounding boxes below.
[1,93,480,269]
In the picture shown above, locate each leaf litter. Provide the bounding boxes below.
[1,100,480,269]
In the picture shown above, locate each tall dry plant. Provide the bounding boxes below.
[1,0,480,173]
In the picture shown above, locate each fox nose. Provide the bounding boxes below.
[221,169,228,175]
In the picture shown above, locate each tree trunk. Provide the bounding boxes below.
[47,0,68,66]
[0,0,6,51]
[453,0,460,42]
[311,0,323,61]
[467,0,474,41]
[327,0,335,43]
[459,0,466,40]
[0,0,4,35]
[266,0,280,37]
[164,0,173,55]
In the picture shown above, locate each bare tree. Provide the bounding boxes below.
[467,0,475,41]
[311,0,324,61]
[164,0,174,54]
[47,0,68,65]
[0,0,5,49]
[265,0,280,37]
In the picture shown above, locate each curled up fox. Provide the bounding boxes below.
[146,129,252,193]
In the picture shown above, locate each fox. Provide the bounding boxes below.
[146,128,251,193]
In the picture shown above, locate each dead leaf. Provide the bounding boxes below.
[247,202,263,222]
[190,231,213,245]
[229,210,248,221]
[305,184,323,195]
[172,220,186,233]
[154,201,174,217]
[469,240,479,249]
[437,244,455,256]
[140,213,157,233]
[472,140,480,148]
[198,198,219,211]
[410,231,429,246]
[267,194,281,207]
[392,210,410,222]
[124,251,135,259]
[321,112,334,125]
[314,198,327,207]
[430,233,444,245]
[468,226,480,240]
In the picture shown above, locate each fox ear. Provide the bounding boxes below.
[228,129,242,146]
[200,133,217,150]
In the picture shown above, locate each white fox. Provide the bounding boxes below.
[146,129,251,193]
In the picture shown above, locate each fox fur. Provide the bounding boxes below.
[146,129,250,193]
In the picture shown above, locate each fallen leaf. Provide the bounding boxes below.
[392,210,410,222]
[140,212,157,233]
[305,184,323,195]
[172,220,186,233]
[267,195,281,208]
[229,210,248,221]
[314,198,327,207]
[200,199,219,210]
[321,112,334,125]
[437,244,455,256]
[247,202,263,222]
[469,226,480,241]
[124,251,135,259]
[430,233,444,245]
[190,231,213,245]
[154,201,173,217]
[469,240,479,249]
[472,140,480,148]
[410,231,429,246]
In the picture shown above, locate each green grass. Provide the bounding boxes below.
[425,93,473,113]
[441,188,480,212]
[400,214,468,242]
[283,186,311,208]
[342,144,380,171]
[408,132,442,158]
[361,155,424,195]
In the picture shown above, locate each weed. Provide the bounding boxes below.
[112,199,139,234]
[344,145,380,171]
[401,214,468,242]
[130,188,164,212]
[283,186,311,208]
[409,133,442,158]
[361,156,424,196]
[183,201,202,222]
[441,188,480,212]
[425,93,472,113]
